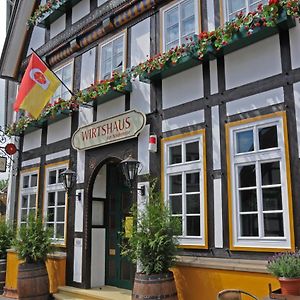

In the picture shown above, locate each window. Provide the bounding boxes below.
[99,34,125,80]
[80,47,96,90]
[44,163,68,245]
[19,170,39,226]
[51,62,73,102]
[162,0,199,51]
[227,113,294,250]
[225,0,268,20]
[163,131,207,248]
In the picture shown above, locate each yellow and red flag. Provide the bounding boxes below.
[14,53,60,119]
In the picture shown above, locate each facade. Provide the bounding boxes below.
[1,0,300,299]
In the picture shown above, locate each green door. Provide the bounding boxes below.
[105,164,134,290]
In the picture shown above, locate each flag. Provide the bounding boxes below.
[14,53,60,119]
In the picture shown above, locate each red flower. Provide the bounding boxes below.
[269,0,278,5]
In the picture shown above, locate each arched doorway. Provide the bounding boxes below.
[89,157,134,290]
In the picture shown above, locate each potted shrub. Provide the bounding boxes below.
[121,181,180,300]
[14,214,54,300]
[0,217,14,294]
[267,251,300,296]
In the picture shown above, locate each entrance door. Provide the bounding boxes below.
[105,164,134,290]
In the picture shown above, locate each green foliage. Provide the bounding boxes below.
[267,251,300,278]
[14,214,54,263]
[0,180,8,192]
[0,217,14,259]
[121,180,180,275]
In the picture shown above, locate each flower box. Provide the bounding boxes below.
[219,11,295,56]
[36,0,82,28]
[45,109,73,126]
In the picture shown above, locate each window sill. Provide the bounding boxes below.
[175,256,269,274]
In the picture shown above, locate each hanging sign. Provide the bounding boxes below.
[0,157,7,172]
[72,110,146,151]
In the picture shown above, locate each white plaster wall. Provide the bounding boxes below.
[130,80,150,114]
[72,0,90,24]
[23,129,42,152]
[162,110,205,132]
[75,189,84,232]
[97,0,108,6]
[97,96,125,121]
[79,106,94,127]
[27,27,45,56]
[21,157,41,168]
[214,178,223,248]
[162,65,204,109]
[212,106,221,170]
[138,125,150,175]
[210,60,218,95]
[80,47,96,90]
[93,165,106,198]
[91,229,105,287]
[225,35,282,89]
[47,117,71,144]
[130,18,150,67]
[207,0,215,31]
[226,87,284,116]
[293,82,300,157]
[46,149,70,162]
[289,22,300,70]
[73,238,83,283]
[50,14,66,39]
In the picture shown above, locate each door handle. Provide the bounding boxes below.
[109,249,116,256]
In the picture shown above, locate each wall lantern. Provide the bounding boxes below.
[60,168,82,201]
[120,155,145,196]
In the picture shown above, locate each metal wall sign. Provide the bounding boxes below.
[72,110,146,151]
[0,157,7,172]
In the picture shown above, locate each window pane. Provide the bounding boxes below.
[169,145,182,165]
[31,174,38,187]
[186,172,200,192]
[47,208,55,222]
[173,216,182,235]
[236,130,254,153]
[56,224,65,239]
[259,126,278,150]
[102,44,112,61]
[186,142,199,162]
[264,213,284,237]
[181,17,195,38]
[62,65,72,81]
[170,195,182,214]
[48,192,55,207]
[186,194,200,214]
[239,190,257,212]
[49,170,57,184]
[240,214,258,236]
[57,207,65,222]
[186,216,200,236]
[262,187,282,211]
[228,0,245,14]
[238,165,256,188]
[166,6,178,28]
[261,161,281,185]
[58,168,66,183]
[169,175,182,194]
[181,0,194,19]
[21,195,28,208]
[47,223,54,238]
[57,191,66,206]
[166,26,179,45]
[29,194,36,208]
[21,209,27,222]
[23,176,29,188]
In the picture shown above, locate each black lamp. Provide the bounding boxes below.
[120,155,145,196]
[60,168,76,192]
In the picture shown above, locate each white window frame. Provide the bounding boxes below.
[51,60,74,103]
[161,0,200,52]
[163,132,206,247]
[228,114,293,250]
[98,32,126,80]
[18,169,39,226]
[43,162,68,246]
[223,0,268,21]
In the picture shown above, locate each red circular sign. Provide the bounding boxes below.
[5,143,17,155]
[34,71,47,84]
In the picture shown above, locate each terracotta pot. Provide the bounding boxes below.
[279,277,300,296]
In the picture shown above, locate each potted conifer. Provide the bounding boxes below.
[14,213,54,300]
[121,181,180,300]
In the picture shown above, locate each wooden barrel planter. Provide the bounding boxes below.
[0,258,6,294]
[132,272,178,300]
[17,262,49,300]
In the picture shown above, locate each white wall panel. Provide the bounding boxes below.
[91,229,105,287]
[225,35,282,89]
[214,178,223,248]
[207,0,215,31]
[289,22,300,70]
[162,110,205,132]
[293,82,300,157]
[130,79,151,114]
[77,151,85,183]
[73,238,83,283]
[27,27,45,56]
[23,129,42,152]
[75,189,84,232]
[80,48,96,90]
[79,106,93,127]
[97,0,108,6]
[212,106,221,170]
[93,165,106,198]
[138,125,150,175]
[162,65,204,109]
[46,149,70,161]
[226,88,284,116]
[21,157,41,168]
[97,96,125,121]
[72,0,90,24]
[50,14,66,39]
[47,117,71,144]
[210,60,218,95]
